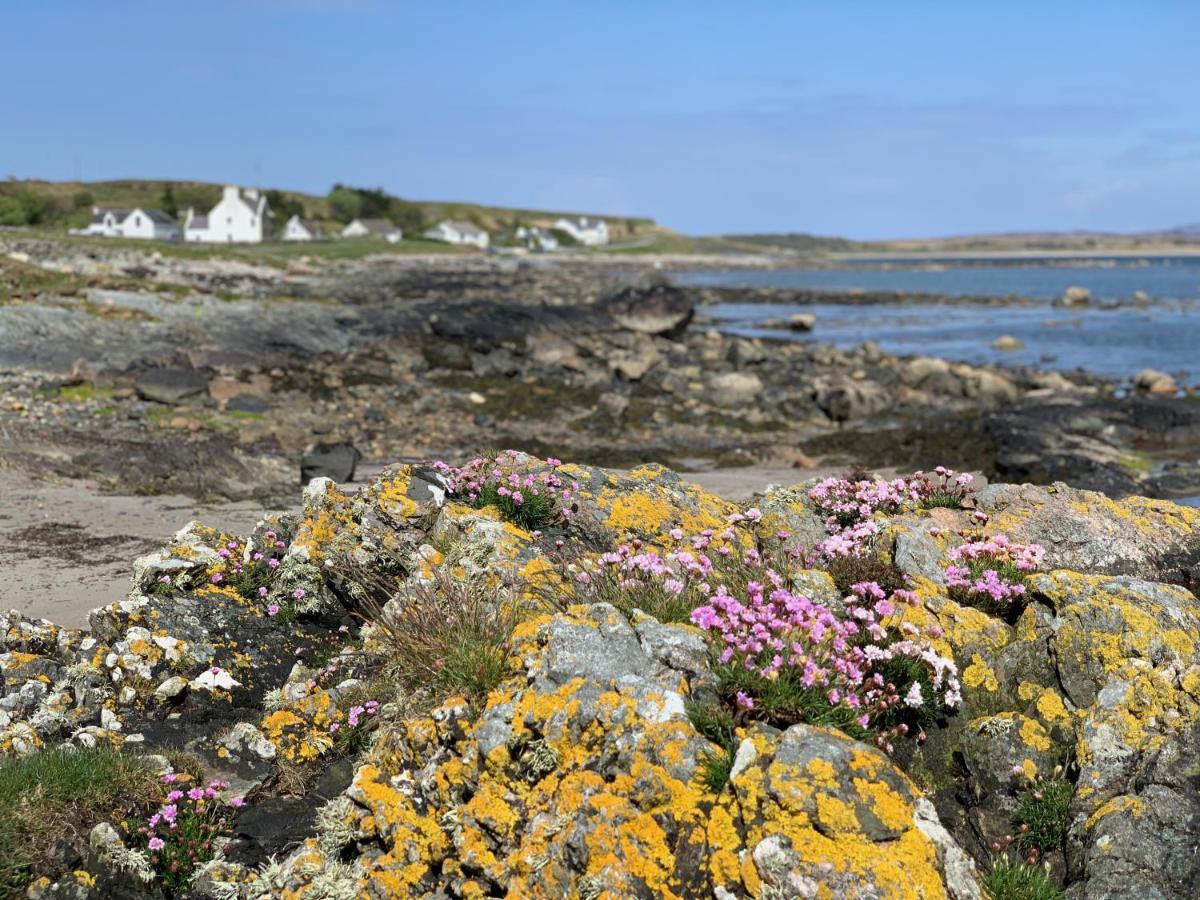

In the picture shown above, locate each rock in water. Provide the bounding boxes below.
[788,312,816,330]
[599,282,694,338]
[1059,285,1091,306]
[1135,368,1178,394]
[300,441,361,483]
[991,334,1023,351]
[134,367,207,404]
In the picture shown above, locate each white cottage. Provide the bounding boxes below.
[184,186,273,243]
[80,206,132,237]
[282,215,323,241]
[341,218,402,243]
[425,220,489,249]
[76,206,179,240]
[121,208,181,241]
[553,216,609,247]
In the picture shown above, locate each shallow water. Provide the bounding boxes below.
[678,256,1200,302]
[679,262,1200,384]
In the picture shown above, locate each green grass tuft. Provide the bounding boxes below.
[472,482,557,531]
[1016,779,1073,853]
[0,747,158,896]
[982,856,1063,900]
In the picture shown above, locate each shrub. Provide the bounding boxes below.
[0,747,159,896]
[432,451,579,531]
[363,566,519,708]
[945,533,1045,618]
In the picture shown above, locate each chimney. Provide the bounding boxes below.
[223,185,241,201]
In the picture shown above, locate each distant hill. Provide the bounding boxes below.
[0,178,667,243]
[716,232,865,254]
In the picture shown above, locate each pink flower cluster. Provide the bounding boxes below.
[944,532,1045,612]
[807,468,975,561]
[139,775,242,886]
[328,698,380,734]
[432,451,580,517]
[691,579,960,728]
[205,529,288,617]
[572,507,772,600]
[562,507,959,739]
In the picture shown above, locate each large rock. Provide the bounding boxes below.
[709,371,764,407]
[134,366,207,404]
[301,441,361,484]
[599,283,694,338]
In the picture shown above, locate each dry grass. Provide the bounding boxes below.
[361,566,520,710]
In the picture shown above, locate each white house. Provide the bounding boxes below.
[282,215,323,241]
[121,208,181,241]
[515,225,559,252]
[553,216,609,247]
[183,185,273,243]
[425,220,489,249]
[75,206,179,240]
[79,206,132,237]
[341,218,402,243]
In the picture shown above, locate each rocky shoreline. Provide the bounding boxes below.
[4,238,1200,897]
[4,236,1200,511]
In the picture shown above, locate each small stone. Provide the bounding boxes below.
[1135,368,1178,395]
[787,313,816,331]
[155,675,189,700]
[991,335,1023,351]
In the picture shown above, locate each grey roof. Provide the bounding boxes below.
[290,216,322,234]
[357,218,400,234]
[135,208,177,226]
[187,214,209,230]
[443,219,486,236]
[90,206,131,224]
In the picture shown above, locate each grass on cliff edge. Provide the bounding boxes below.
[0,746,159,896]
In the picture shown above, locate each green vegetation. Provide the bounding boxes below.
[56,384,113,402]
[0,190,47,227]
[0,747,158,897]
[686,701,738,792]
[0,256,86,302]
[1016,778,1073,854]
[824,552,908,595]
[982,857,1063,900]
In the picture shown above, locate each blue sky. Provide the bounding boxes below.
[2,2,1198,237]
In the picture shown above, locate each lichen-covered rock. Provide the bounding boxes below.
[9,462,1200,898]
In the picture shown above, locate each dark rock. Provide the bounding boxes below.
[134,367,207,404]
[598,283,694,339]
[301,442,361,484]
[227,394,270,413]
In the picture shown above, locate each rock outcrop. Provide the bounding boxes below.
[5,458,1200,898]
